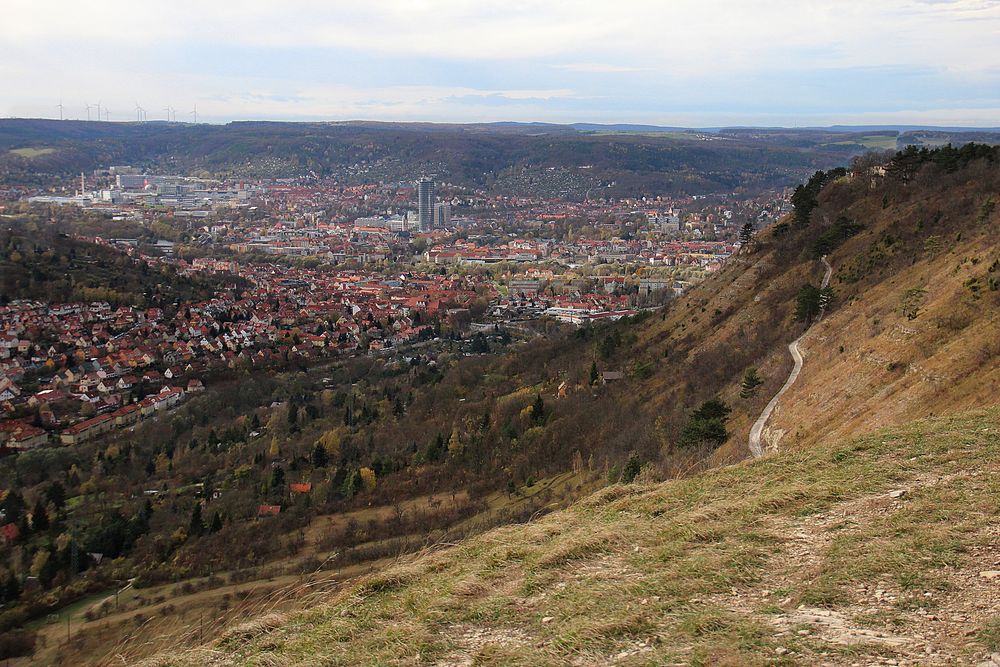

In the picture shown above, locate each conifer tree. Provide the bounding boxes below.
[189,503,204,537]
[740,367,764,399]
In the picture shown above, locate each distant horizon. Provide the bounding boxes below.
[4,2,999,128]
[4,116,1000,133]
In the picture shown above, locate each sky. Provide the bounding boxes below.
[2,0,1000,127]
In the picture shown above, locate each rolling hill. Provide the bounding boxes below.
[0,206,239,307]
[0,119,890,196]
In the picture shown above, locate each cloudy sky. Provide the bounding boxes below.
[3,0,1000,126]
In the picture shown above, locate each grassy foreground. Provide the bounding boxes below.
[141,409,1000,666]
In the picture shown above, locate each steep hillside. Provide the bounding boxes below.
[760,152,1000,450]
[131,144,1000,666]
[145,409,1000,666]
[617,143,1000,464]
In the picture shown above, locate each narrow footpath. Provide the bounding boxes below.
[748,255,832,457]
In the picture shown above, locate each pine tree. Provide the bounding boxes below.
[311,442,329,468]
[740,367,764,399]
[209,511,223,533]
[532,394,546,424]
[2,573,20,603]
[46,481,66,509]
[31,499,49,531]
[189,503,204,537]
[795,283,823,323]
[589,361,600,386]
[342,469,362,498]
[270,465,285,490]
[619,455,643,484]
[818,286,834,311]
[677,399,732,449]
[738,222,754,246]
[426,433,445,462]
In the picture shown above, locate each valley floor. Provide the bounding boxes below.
[139,408,1000,666]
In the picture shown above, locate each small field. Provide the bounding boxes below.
[824,135,898,150]
[8,147,57,158]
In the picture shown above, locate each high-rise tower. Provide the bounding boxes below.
[433,202,451,228]
[417,177,435,231]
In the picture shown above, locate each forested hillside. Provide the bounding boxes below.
[0,208,238,307]
[1,119,865,196]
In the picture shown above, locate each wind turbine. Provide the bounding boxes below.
[135,102,142,122]
[85,103,92,121]
[96,101,102,121]
[190,104,198,124]
[103,108,111,122]
[57,99,64,120]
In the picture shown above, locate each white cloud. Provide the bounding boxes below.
[552,63,652,73]
[1,1,998,124]
[4,1,998,70]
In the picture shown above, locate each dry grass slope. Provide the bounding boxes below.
[144,408,1000,667]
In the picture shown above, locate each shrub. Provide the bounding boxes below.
[899,287,927,320]
[677,399,731,449]
[619,455,643,484]
[0,629,37,659]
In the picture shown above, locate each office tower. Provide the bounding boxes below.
[417,177,434,231]
[433,202,451,228]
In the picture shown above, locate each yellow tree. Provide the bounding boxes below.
[359,467,377,493]
[30,550,49,577]
[317,429,342,459]
[447,429,463,457]
[266,404,288,435]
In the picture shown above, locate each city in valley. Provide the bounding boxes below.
[1,168,780,451]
